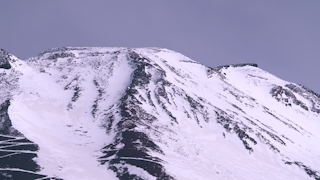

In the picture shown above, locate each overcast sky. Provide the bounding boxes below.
[1,1,320,93]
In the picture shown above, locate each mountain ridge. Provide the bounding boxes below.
[0,47,319,180]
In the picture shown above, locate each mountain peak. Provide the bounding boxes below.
[1,47,320,180]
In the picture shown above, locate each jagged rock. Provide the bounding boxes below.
[0,49,11,69]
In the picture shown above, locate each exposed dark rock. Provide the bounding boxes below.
[271,86,310,111]
[48,52,75,60]
[215,109,257,153]
[0,49,12,69]
[0,101,60,179]
[99,51,175,179]
[285,161,320,180]
[0,170,46,180]
[213,63,258,71]
[285,84,320,114]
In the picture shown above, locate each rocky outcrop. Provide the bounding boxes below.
[99,51,175,180]
[213,63,258,71]
[271,85,309,111]
[0,49,11,69]
[285,84,320,114]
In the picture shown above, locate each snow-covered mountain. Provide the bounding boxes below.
[1,47,320,180]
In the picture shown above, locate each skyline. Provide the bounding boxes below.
[1,0,320,93]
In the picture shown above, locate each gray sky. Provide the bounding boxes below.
[1,1,320,93]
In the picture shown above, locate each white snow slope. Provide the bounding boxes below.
[0,47,320,180]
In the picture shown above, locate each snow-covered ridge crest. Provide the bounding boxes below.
[0,47,320,180]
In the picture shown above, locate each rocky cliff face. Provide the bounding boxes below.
[0,47,320,180]
[0,49,12,70]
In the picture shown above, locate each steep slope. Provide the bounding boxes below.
[0,49,52,180]
[0,47,319,180]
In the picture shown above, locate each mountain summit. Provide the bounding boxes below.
[0,47,320,180]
